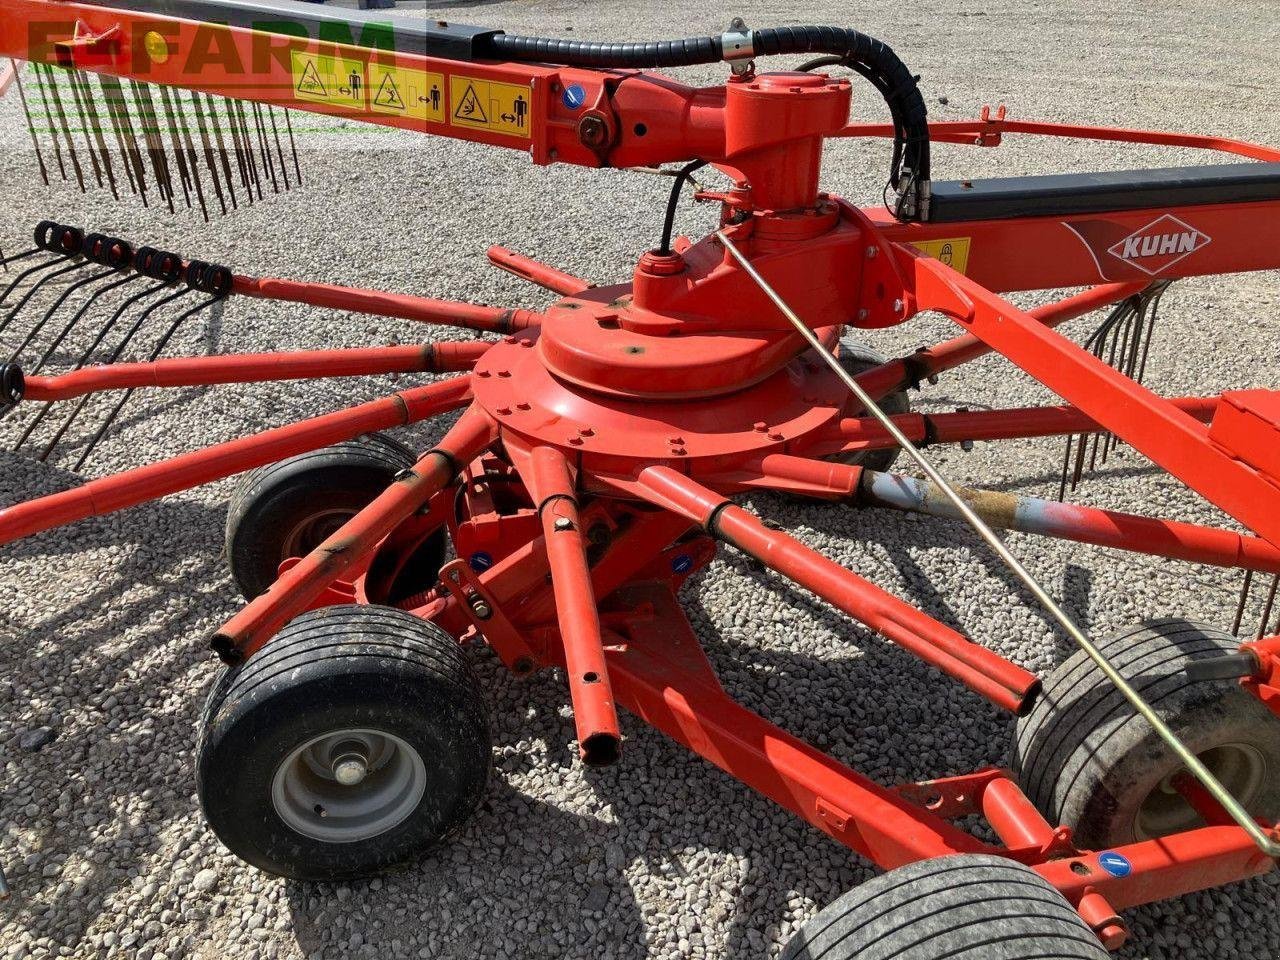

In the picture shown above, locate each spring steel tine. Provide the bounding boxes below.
[0,248,42,271]
[1257,574,1280,641]
[157,86,194,211]
[233,99,264,201]
[74,293,215,470]
[267,106,290,190]
[0,260,94,335]
[719,227,1280,858]
[94,74,137,196]
[0,254,64,305]
[1098,305,1138,464]
[45,286,191,465]
[104,77,149,204]
[1135,283,1168,384]
[1233,569,1255,637]
[39,64,85,190]
[174,92,211,222]
[251,103,280,193]
[28,273,141,374]
[12,61,50,186]
[134,81,176,211]
[31,281,170,459]
[7,267,117,364]
[283,109,303,185]
[190,92,228,215]
[32,64,67,182]
[71,70,118,199]
[204,95,238,209]
[60,67,104,190]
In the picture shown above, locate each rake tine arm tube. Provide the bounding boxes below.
[526,446,622,767]
[234,276,542,334]
[19,342,490,402]
[804,395,1220,459]
[859,470,1280,574]
[0,377,472,546]
[854,281,1147,401]
[634,466,1040,714]
[213,405,497,662]
[486,246,595,296]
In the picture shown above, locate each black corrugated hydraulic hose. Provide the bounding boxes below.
[480,26,930,219]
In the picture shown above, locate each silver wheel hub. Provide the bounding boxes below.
[271,728,427,843]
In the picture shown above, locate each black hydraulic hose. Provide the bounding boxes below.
[658,160,708,255]
[480,26,930,218]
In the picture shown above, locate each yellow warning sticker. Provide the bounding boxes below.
[909,237,971,274]
[448,76,532,138]
[291,50,366,111]
[369,63,445,124]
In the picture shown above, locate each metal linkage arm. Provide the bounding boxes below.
[17,342,489,402]
[0,376,473,546]
[212,405,496,662]
[635,465,1040,714]
[524,446,621,767]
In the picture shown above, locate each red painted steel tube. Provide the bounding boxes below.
[213,406,495,661]
[234,276,542,334]
[486,246,593,296]
[1035,825,1277,911]
[810,395,1222,458]
[21,342,491,401]
[854,281,1147,401]
[634,466,1040,714]
[0,377,472,546]
[981,776,1058,850]
[527,446,621,767]
[605,635,994,868]
[859,468,1280,574]
[907,251,1280,546]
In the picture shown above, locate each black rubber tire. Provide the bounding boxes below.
[828,337,910,472]
[197,604,492,881]
[224,433,445,600]
[1012,618,1280,849]
[781,854,1109,960]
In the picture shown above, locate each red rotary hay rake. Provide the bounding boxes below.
[3,2,1280,955]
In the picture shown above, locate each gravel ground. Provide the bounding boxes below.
[1,1,1278,958]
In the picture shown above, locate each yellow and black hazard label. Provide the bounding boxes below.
[369,63,445,123]
[909,237,971,274]
[291,50,366,110]
[448,76,532,138]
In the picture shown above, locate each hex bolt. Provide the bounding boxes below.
[553,517,573,532]
[753,421,768,432]
[469,595,492,620]
[578,114,610,149]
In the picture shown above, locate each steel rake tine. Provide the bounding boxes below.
[1257,574,1280,641]
[0,254,64,305]
[167,85,211,220]
[232,99,264,201]
[1135,283,1168,385]
[267,106,290,190]
[61,66,105,190]
[12,60,50,186]
[1233,569,1254,637]
[191,92,229,216]
[38,64,84,190]
[133,81,176,212]
[283,108,303,185]
[28,273,142,375]
[0,248,43,273]
[104,76,150,205]
[251,102,280,194]
[96,73,137,196]
[0,260,94,334]
[74,293,216,470]
[71,69,118,199]
[204,95,238,209]
[6,267,117,365]
[157,85,194,211]
[31,281,171,459]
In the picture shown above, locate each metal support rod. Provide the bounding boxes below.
[211,405,495,661]
[21,341,490,401]
[0,377,473,546]
[717,228,1280,857]
[527,445,622,766]
[234,275,542,333]
[858,468,1280,574]
[636,465,1039,714]
[486,245,594,295]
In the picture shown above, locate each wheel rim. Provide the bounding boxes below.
[281,508,357,558]
[271,728,427,843]
[1135,742,1268,839]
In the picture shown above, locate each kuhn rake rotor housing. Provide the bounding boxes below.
[3,1,1280,956]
